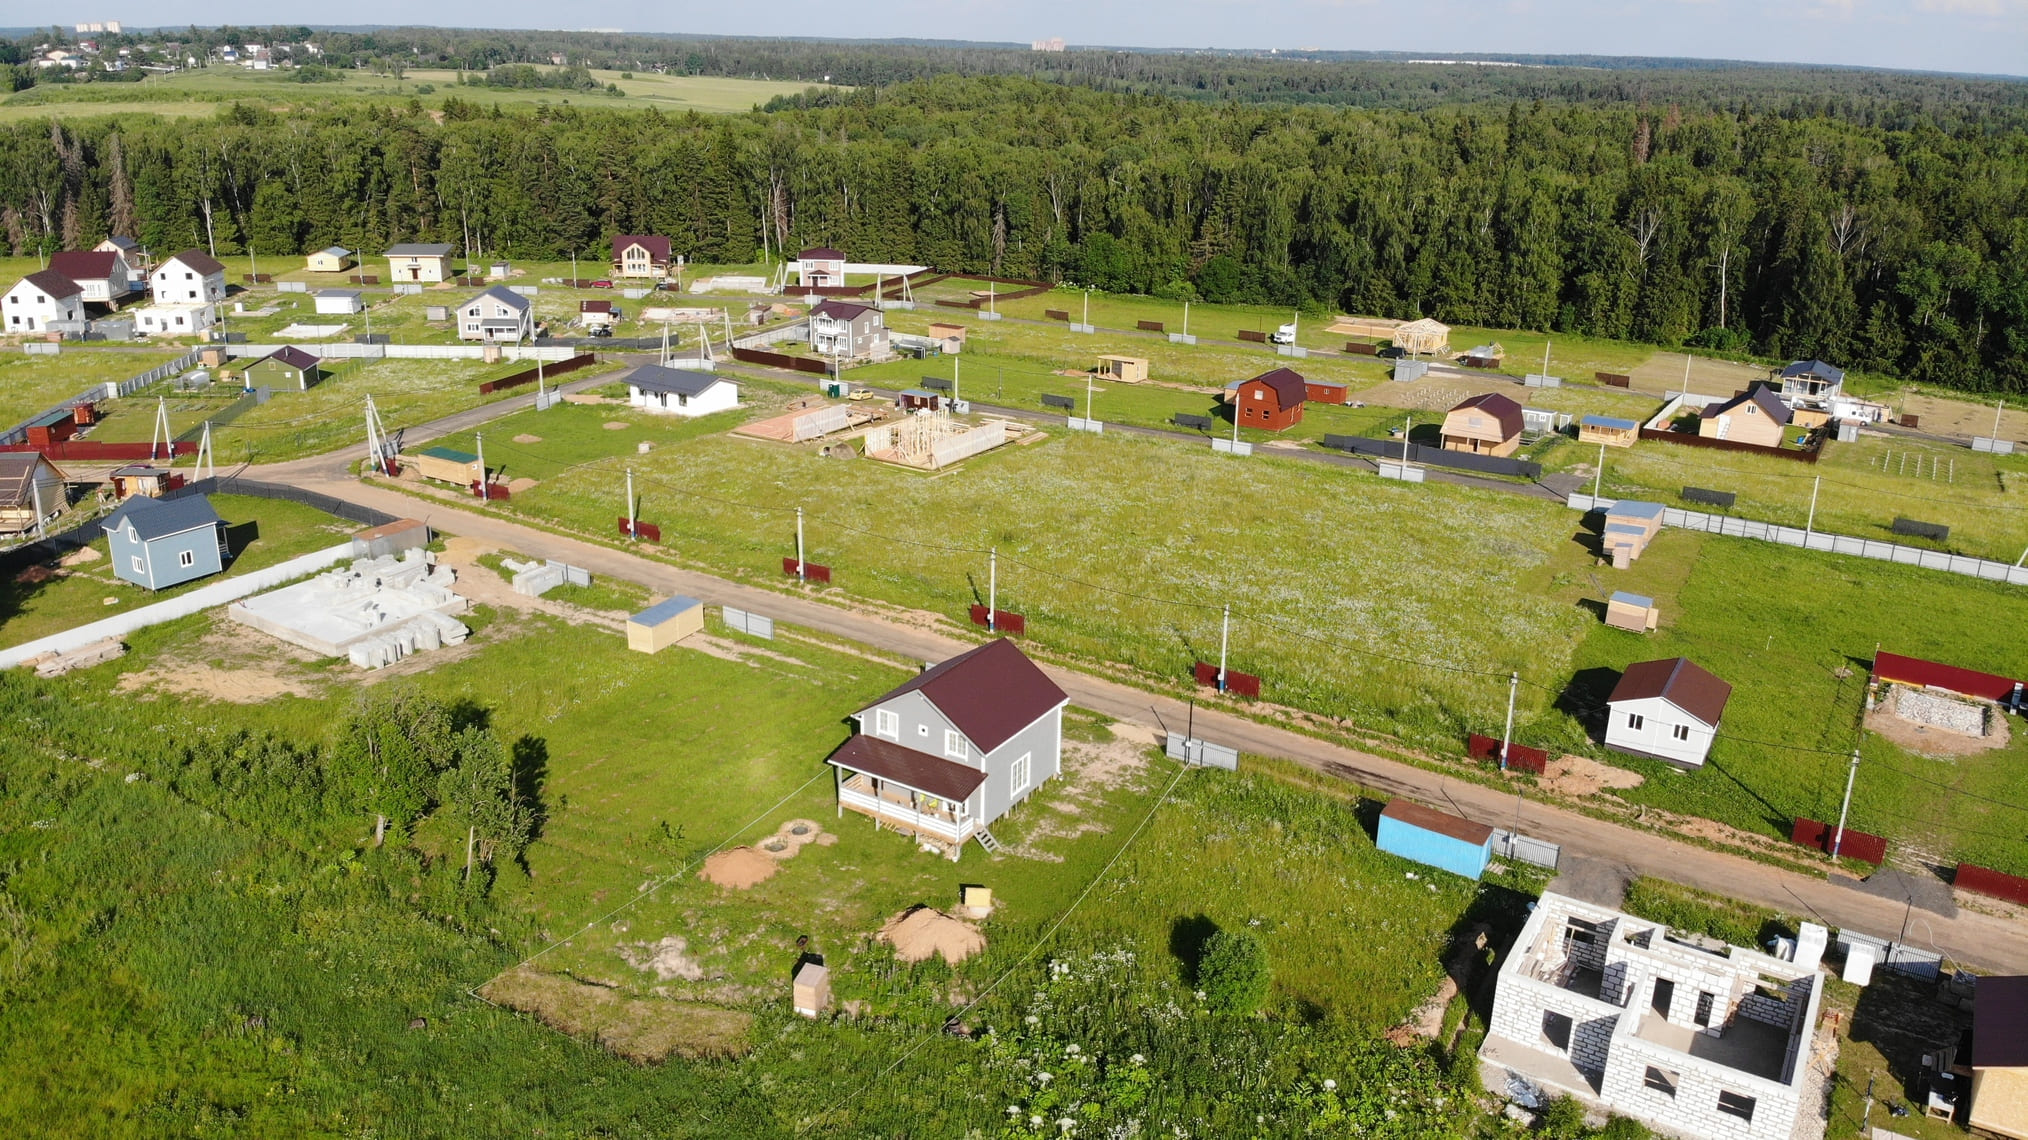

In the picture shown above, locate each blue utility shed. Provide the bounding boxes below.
[1376,799,1494,880]
[104,493,227,591]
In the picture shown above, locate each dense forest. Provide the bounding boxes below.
[0,75,2023,388]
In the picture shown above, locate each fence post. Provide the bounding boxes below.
[1217,604,1230,692]
[1831,748,1860,859]
[795,507,805,582]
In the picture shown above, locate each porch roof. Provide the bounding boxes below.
[827,734,987,802]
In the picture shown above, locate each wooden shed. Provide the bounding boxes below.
[1605,591,1659,633]
[927,323,967,354]
[898,389,945,412]
[1697,384,1791,448]
[627,595,704,653]
[1602,500,1665,568]
[1304,379,1350,406]
[1096,354,1148,384]
[1440,393,1524,457]
[793,961,831,1018]
[1578,414,1639,448]
[1376,799,1493,880]
[109,464,177,501]
[409,446,483,487]
[1392,318,1452,357]
[1234,368,1308,432]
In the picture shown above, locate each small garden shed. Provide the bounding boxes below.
[1578,414,1639,448]
[410,446,483,487]
[1376,799,1493,880]
[105,493,228,591]
[1605,591,1659,632]
[1601,500,1665,568]
[242,346,323,391]
[627,596,704,653]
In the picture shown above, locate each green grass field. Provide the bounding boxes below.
[0,67,838,123]
[0,349,181,428]
[0,493,359,650]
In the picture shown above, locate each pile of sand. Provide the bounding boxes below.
[878,906,986,965]
[59,546,100,566]
[512,433,544,444]
[603,421,631,431]
[1543,754,1645,798]
[699,847,779,890]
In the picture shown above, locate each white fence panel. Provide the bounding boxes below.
[721,606,775,639]
[1164,732,1238,770]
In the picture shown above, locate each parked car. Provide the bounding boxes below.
[590,279,614,289]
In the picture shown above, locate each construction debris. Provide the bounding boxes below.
[502,557,590,597]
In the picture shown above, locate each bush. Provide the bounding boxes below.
[1196,928,1269,1016]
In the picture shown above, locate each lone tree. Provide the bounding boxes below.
[436,726,534,880]
[328,685,456,846]
[1196,928,1270,1017]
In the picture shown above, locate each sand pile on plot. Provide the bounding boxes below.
[620,935,704,981]
[512,433,544,444]
[699,847,778,890]
[879,907,986,965]
[59,546,100,566]
[603,421,631,431]
[1543,754,1645,798]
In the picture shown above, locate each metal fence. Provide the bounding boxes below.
[172,387,272,443]
[1490,829,1561,870]
[1836,930,1946,981]
[1164,732,1238,770]
[1322,435,1543,479]
[721,606,775,639]
[223,343,583,362]
[1568,493,2028,587]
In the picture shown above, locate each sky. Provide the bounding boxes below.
[89,1,2028,77]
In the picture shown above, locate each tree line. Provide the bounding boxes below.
[0,76,2021,389]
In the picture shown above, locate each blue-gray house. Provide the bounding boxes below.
[105,494,228,591]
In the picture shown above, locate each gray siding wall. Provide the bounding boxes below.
[858,692,971,768]
[111,524,222,590]
[976,705,1063,824]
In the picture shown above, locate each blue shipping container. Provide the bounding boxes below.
[1376,799,1494,880]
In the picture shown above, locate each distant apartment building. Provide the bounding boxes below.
[1032,37,1067,51]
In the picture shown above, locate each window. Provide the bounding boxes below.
[1009,752,1031,797]
[1716,1092,1756,1123]
[1643,1066,1679,1097]
[131,555,145,574]
[944,730,966,760]
[873,709,898,739]
[1253,389,1265,400]
[1625,713,1644,731]
[1672,724,1691,742]
[1540,1011,1572,1051]
[178,550,195,568]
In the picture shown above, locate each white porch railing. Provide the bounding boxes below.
[838,783,974,844]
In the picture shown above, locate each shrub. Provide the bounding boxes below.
[1196,928,1269,1016]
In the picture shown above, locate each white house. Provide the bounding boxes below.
[314,288,364,315]
[384,243,454,283]
[624,364,739,417]
[454,286,533,343]
[95,236,150,286]
[134,303,219,338]
[150,249,227,306]
[49,250,134,305]
[1604,657,1731,768]
[3,271,85,331]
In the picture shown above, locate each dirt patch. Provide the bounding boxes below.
[757,818,832,860]
[683,632,815,669]
[619,935,704,981]
[603,421,631,431]
[118,665,317,703]
[1542,754,1646,798]
[437,536,625,632]
[878,906,986,965]
[512,433,544,444]
[479,967,751,1062]
[13,564,59,585]
[1628,351,1767,398]
[58,545,101,566]
[503,477,540,495]
[1864,686,2008,757]
[1002,722,1157,861]
[699,847,779,890]
[1901,392,2028,441]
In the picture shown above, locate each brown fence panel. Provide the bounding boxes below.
[1791,817,1887,864]
[1955,863,2028,906]
[1875,651,2020,701]
[968,604,1026,635]
[470,481,510,501]
[933,298,982,310]
[784,558,832,583]
[1045,309,1071,321]
[1,440,193,461]
[1901,414,1920,429]
[1237,330,1268,344]
[478,353,600,394]
[359,274,380,285]
[1193,662,1260,696]
[1637,428,1822,464]
[730,347,830,375]
[1597,372,1632,387]
[1344,341,1379,356]
[1136,320,1165,332]
[618,518,661,542]
[1466,733,1550,774]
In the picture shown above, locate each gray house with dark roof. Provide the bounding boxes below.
[828,638,1069,859]
[455,285,532,342]
[624,364,739,417]
[104,494,229,590]
[1776,359,1845,408]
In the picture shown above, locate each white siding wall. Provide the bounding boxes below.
[1604,696,1716,767]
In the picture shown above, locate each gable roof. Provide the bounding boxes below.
[161,248,226,276]
[1381,799,1493,845]
[1448,392,1525,438]
[99,235,141,252]
[257,346,320,370]
[315,245,352,258]
[811,299,877,321]
[1242,367,1308,409]
[614,234,672,261]
[1609,657,1732,727]
[1700,384,1792,426]
[1974,975,2028,1069]
[799,246,844,260]
[826,734,989,802]
[103,493,222,542]
[1780,359,1845,383]
[49,250,121,280]
[626,364,729,398]
[15,269,82,299]
[385,243,454,257]
[0,453,64,507]
[462,285,530,313]
[580,299,615,314]
[856,638,1068,754]
[1580,413,1639,431]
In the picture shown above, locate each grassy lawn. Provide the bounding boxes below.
[0,493,359,650]
[0,68,837,123]
[0,349,181,427]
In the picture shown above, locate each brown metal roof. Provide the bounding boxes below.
[0,453,65,508]
[1975,975,2028,1068]
[260,346,320,370]
[164,248,226,276]
[1449,392,1525,439]
[800,246,845,260]
[19,269,81,298]
[580,299,615,314]
[811,299,876,321]
[49,251,120,281]
[1244,367,1308,410]
[1699,383,1792,426]
[858,638,1068,754]
[1608,658,1732,727]
[1381,799,1493,844]
[614,235,672,262]
[827,734,989,802]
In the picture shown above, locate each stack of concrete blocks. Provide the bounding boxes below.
[347,610,469,669]
[502,557,591,597]
[229,548,470,670]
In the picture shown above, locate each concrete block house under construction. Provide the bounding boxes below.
[1482,892,1823,1140]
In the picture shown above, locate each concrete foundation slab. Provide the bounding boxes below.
[229,550,470,667]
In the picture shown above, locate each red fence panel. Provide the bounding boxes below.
[784,558,831,583]
[1466,733,1549,774]
[968,604,1026,635]
[1874,651,2020,702]
[618,518,660,542]
[1236,330,1268,343]
[471,481,509,501]
[478,353,600,395]
[1955,863,2028,906]
[1136,320,1165,332]
[1344,341,1379,355]
[1596,372,1632,388]
[1791,817,1887,865]
[1,441,194,461]
[1193,662,1260,696]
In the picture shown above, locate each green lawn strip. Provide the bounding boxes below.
[0,493,360,650]
[0,350,182,427]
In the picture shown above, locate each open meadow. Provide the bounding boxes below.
[0,348,182,427]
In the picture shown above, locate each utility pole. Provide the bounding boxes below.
[1500,671,1518,771]
[795,506,806,582]
[625,467,635,539]
[475,432,486,500]
[1593,441,1606,502]
[150,396,170,462]
[28,470,46,539]
[196,421,214,481]
[1805,475,1821,541]
[1541,339,1551,381]
[1682,351,1693,397]
[1995,400,2005,441]
[1086,368,1095,425]
[1831,747,1861,860]
[1217,604,1230,692]
[1182,300,1190,338]
[1403,414,1412,465]
[987,546,997,633]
